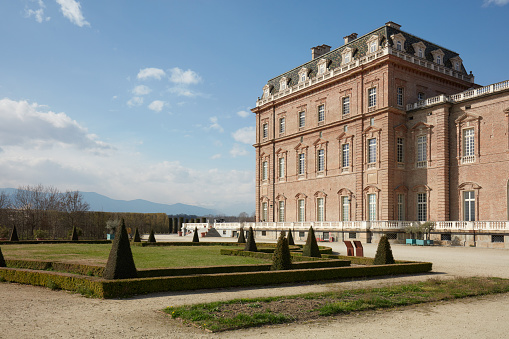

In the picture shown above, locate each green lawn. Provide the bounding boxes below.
[0,243,269,269]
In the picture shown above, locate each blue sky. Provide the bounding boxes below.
[0,0,508,215]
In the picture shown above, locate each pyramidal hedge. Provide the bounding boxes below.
[103,219,137,280]
[287,229,295,246]
[192,227,199,242]
[133,228,141,242]
[272,231,292,270]
[373,235,395,265]
[244,226,257,252]
[237,228,246,243]
[71,226,79,241]
[0,247,6,267]
[148,229,156,243]
[302,226,321,258]
[10,225,19,242]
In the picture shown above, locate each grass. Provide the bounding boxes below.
[0,243,269,269]
[163,277,509,332]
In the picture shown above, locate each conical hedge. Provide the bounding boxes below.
[103,219,137,280]
[0,247,6,267]
[71,226,79,241]
[272,231,292,270]
[148,229,156,243]
[10,225,19,242]
[302,226,321,258]
[244,226,257,252]
[133,228,141,242]
[192,227,199,242]
[237,228,246,243]
[287,229,295,246]
[373,235,395,265]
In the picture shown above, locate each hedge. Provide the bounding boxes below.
[0,240,111,245]
[5,259,104,277]
[221,248,333,262]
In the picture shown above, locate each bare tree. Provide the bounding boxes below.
[62,190,90,231]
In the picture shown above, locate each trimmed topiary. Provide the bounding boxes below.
[287,229,295,246]
[10,225,19,242]
[192,227,199,242]
[71,226,79,241]
[148,229,156,243]
[103,219,137,280]
[237,228,246,243]
[133,228,141,242]
[0,247,6,267]
[244,226,258,252]
[373,235,395,265]
[272,231,292,270]
[302,226,321,258]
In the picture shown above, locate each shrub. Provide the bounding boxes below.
[34,229,50,240]
[237,228,246,243]
[373,235,395,265]
[10,225,19,242]
[272,231,292,270]
[287,229,295,246]
[302,227,321,258]
[148,229,156,243]
[244,227,257,252]
[0,247,5,267]
[192,227,199,243]
[133,228,141,242]
[0,226,10,238]
[103,219,138,280]
[71,226,79,241]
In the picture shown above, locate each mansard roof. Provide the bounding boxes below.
[263,23,465,96]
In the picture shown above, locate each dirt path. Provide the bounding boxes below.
[2,240,509,338]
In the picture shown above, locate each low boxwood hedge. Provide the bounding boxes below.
[5,259,104,277]
[0,240,111,245]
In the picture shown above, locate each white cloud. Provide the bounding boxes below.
[25,0,50,23]
[211,154,222,160]
[148,100,165,112]
[483,0,509,5]
[237,110,250,118]
[132,85,151,96]
[137,68,166,80]
[232,126,255,145]
[229,144,248,158]
[169,67,202,85]
[168,87,199,97]
[208,116,223,133]
[55,0,90,27]
[127,96,144,107]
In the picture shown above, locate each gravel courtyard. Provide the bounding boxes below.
[1,237,509,339]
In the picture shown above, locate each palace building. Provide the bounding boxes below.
[251,21,509,246]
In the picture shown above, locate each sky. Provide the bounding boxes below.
[0,0,508,215]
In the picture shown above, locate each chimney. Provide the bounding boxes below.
[385,21,401,30]
[311,44,331,60]
[343,33,358,45]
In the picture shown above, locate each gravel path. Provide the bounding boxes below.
[1,238,509,338]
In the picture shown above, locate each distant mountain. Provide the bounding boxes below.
[0,188,217,216]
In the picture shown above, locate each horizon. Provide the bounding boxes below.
[1,0,508,215]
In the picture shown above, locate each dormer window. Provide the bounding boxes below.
[450,56,463,72]
[366,35,381,54]
[391,33,406,53]
[370,41,377,53]
[317,58,328,75]
[341,47,355,65]
[437,55,441,65]
[412,41,426,59]
[263,84,272,98]
[431,49,445,65]
[298,68,309,83]
[279,77,288,91]
[396,41,402,51]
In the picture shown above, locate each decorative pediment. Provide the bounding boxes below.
[390,33,406,51]
[458,182,482,190]
[337,132,354,141]
[337,188,354,197]
[260,195,270,202]
[394,185,409,193]
[317,58,329,74]
[298,67,310,82]
[312,137,328,146]
[314,191,327,198]
[366,34,382,53]
[341,47,356,64]
[295,192,307,199]
[431,49,445,64]
[504,107,509,115]
[294,142,308,150]
[363,185,381,193]
[275,148,287,155]
[410,121,433,131]
[275,193,287,201]
[412,41,426,57]
[363,125,382,134]
[455,112,481,125]
[412,184,431,192]
[394,124,408,132]
[279,77,289,90]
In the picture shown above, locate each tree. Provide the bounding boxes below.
[192,227,199,242]
[244,226,257,252]
[373,235,395,265]
[133,228,141,242]
[237,227,246,243]
[287,229,295,246]
[106,219,120,235]
[148,229,156,243]
[302,226,321,258]
[103,219,137,279]
[272,231,292,270]
[62,190,90,230]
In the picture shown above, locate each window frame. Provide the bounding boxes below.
[262,123,268,139]
[397,87,404,107]
[416,135,427,168]
[298,111,305,128]
[397,137,404,164]
[278,157,285,179]
[279,117,285,134]
[298,152,305,176]
[368,193,377,221]
[278,200,285,222]
[317,149,325,173]
[342,96,350,117]
[417,192,427,222]
[317,104,325,123]
[297,199,305,222]
[316,197,325,222]
[368,87,377,108]
[368,138,377,164]
[262,161,268,181]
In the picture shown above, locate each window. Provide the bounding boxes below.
[370,41,377,53]
[349,232,356,239]
[463,191,475,221]
[298,199,305,222]
[396,40,402,51]
[278,157,285,178]
[418,48,423,58]
[397,87,404,106]
[344,53,351,64]
[397,194,405,221]
[342,97,350,116]
[463,128,475,161]
[368,87,376,107]
[317,198,324,221]
[455,62,460,71]
[341,196,350,221]
[264,88,270,97]
[317,149,325,172]
[300,73,306,82]
[418,92,425,101]
[299,111,305,128]
[262,202,268,222]
[278,200,285,222]
[318,104,325,123]
[262,123,268,139]
[299,231,305,237]
[262,161,268,181]
[436,55,441,65]
[261,231,266,236]
[298,153,305,175]
[397,138,404,163]
[368,138,377,164]
[318,63,325,75]
[279,117,285,134]
[417,135,427,167]
[368,194,377,221]
[492,235,504,243]
[280,82,286,90]
[417,193,427,222]
[441,234,452,241]
[342,144,350,168]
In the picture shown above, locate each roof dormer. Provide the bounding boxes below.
[317,58,329,75]
[366,34,382,54]
[390,33,406,52]
[298,67,310,83]
[431,49,445,65]
[263,84,272,98]
[412,41,426,59]
[279,77,289,91]
[341,47,355,65]
[450,56,463,72]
